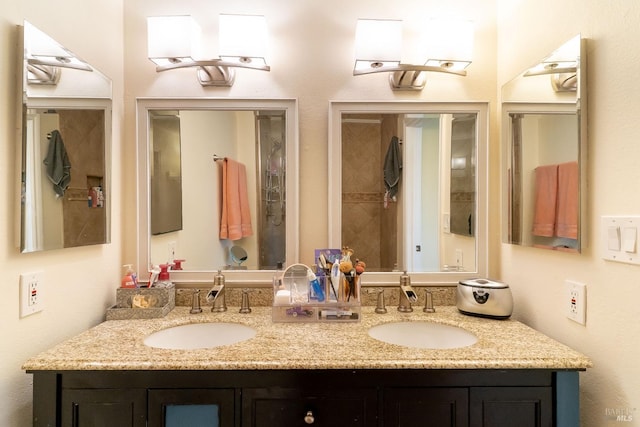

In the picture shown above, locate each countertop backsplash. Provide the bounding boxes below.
[175,285,457,308]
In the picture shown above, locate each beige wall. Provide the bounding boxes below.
[0,1,124,426]
[497,1,640,425]
[12,0,640,426]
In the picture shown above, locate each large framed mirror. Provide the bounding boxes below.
[136,98,299,283]
[18,21,112,253]
[329,101,489,285]
[501,35,587,252]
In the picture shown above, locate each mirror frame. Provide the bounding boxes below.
[328,101,489,285]
[500,35,587,251]
[136,98,299,284]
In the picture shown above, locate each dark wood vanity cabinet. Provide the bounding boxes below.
[31,369,576,427]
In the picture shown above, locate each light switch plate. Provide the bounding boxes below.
[601,216,640,265]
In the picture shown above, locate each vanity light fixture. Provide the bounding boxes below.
[25,21,93,85]
[147,14,270,87]
[523,35,579,92]
[353,18,474,91]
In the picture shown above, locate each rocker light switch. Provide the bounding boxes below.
[608,226,620,251]
[622,227,637,253]
[602,216,640,265]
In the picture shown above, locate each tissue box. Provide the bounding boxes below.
[106,284,175,320]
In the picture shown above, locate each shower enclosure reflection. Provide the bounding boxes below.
[337,110,477,273]
[148,109,287,270]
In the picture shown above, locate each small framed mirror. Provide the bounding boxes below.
[501,35,587,252]
[18,21,112,253]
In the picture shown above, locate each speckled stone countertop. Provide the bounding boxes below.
[23,306,591,372]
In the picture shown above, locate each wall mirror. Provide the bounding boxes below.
[329,101,488,285]
[136,98,299,283]
[18,21,112,253]
[501,35,587,252]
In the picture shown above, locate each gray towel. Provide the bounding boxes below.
[383,136,402,199]
[43,130,71,197]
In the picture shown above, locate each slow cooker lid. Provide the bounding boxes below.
[459,278,509,289]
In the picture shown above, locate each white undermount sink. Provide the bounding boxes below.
[144,322,257,350]
[368,321,478,349]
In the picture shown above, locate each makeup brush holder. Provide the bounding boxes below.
[272,263,361,323]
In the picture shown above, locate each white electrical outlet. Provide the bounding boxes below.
[455,249,463,269]
[564,280,586,325]
[20,271,44,317]
[168,241,177,262]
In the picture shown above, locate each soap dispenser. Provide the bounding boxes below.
[121,264,137,288]
[156,264,173,288]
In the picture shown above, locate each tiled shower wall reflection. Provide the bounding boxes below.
[341,114,399,271]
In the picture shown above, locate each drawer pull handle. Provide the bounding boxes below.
[304,410,315,424]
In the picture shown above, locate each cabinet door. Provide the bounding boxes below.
[148,389,235,427]
[384,387,469,427]
[61,389,146,427]
[242,387,377,427]
[470,387,552,427]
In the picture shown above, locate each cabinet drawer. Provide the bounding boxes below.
[242,387,377,427]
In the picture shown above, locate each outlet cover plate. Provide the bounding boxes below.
[564,280,586,325]
[19,271,44,317]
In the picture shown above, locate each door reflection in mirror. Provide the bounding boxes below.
[340,113,476,273]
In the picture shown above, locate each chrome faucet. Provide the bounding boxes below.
[398,272,417,313]
[208,270,227,312]
[208,285,227,312]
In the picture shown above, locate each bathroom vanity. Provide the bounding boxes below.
[24,306,591,426]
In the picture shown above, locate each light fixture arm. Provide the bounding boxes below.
[153,58,270,73]
[353,62,468,77]
[523,66,577,77]
[153,58,270,87]
[27,57,93,72]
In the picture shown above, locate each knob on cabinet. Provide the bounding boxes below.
[304,410,315,424]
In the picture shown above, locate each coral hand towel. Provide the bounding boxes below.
[532,164,558,237]
[219,158,253,240]
[556,161,579,239]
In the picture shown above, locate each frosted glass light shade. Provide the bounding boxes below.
[422,18,474,63]
[147,16,202,66]
[219,14,268,67]
[25,21,71,58]
[354,19,402,69]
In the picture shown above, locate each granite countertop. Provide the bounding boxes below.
[23,306,592,372]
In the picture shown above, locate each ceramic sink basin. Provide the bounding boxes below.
[368,321,478,349]
[144,322,256,350]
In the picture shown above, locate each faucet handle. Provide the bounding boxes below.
[374,288,387,314]
[423,289,435,313]
[239,288,252,314]
[190,289,203,314]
